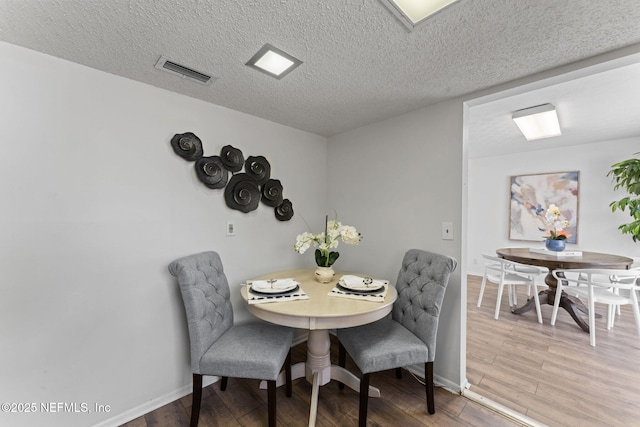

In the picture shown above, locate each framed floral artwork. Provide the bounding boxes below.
[509,171,579,243]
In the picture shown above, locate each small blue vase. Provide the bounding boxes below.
[545,239,566,252]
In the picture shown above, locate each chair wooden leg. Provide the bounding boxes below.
[358,373,370,427]
[190,374,203,427]
[338,342,346,390]
[395,367,402,379]
[285,350,292,398]
[425,362,435,414]
[267,380,276,427]
[220,376,228,391]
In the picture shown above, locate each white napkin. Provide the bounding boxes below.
[249,278,297,292]
[339,275,389,290]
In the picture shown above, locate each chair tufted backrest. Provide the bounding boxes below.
[392,249,457,361]
[168,251,234,374]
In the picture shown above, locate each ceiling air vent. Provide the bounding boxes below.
[154,55,215,85]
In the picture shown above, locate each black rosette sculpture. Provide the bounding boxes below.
[224,173,261,213]
[169,133,294,221]
[261,179,284,207]
[171,132,203,161]
[220,145,244,173]
[244,156,271,185]
[274,199,294,221]
[195,156,228,189]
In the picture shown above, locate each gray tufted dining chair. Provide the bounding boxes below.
[337,249,457,427]
[168,251,293,427]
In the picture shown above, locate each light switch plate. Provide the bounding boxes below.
[226,222,235,236]
[442,222,453,240]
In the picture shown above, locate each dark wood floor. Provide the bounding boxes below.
[122,334,523,427]
[121,273,640,427]
[467,274,640,427]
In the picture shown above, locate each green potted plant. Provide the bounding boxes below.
[607,152,640,242]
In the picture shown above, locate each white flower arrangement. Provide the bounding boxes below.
[543,204,570,240]
[294,215,362,267]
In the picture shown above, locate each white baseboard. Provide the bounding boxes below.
[462,389,549,427]
[94,336,311,427]
[94,334,463,427]
[404,364,463,394]
[92,376,219,427]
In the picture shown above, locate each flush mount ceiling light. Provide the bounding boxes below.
[512,104,562,141]
[245,44,302,79]
[379,0,461,30]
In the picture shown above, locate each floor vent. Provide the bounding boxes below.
[154,56,215,85]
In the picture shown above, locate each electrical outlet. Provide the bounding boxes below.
[442,222,453,240]
[226,222,235,236]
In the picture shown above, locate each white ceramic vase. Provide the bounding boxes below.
[314,266,335,283]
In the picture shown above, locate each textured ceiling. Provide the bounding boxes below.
[1,0,640,138]
[468,57,640,158]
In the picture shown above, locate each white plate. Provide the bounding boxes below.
[338,275,387,292]
[250,278,298,294]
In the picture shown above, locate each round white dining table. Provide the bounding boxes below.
[240,268,397,427]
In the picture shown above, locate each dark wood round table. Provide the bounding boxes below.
[496,247,634,332]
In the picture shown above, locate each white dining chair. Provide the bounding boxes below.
[477,254,546,323]
[605,257,640,326]
[550,268,640,346]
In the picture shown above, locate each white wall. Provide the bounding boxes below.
[467,137,640,276]
[328,99,464,391]
[0,42,327,427]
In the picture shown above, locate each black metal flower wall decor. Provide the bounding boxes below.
[245,156,271,185]
[195,156,228,189]
[261,179,284,207]
[275,199,294,221]
[220,145,244,173]
[170,132,293,221]
[224,173,261,213]
[171,132,203,161]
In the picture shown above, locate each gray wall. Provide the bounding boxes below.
[0,42,327,427]
[327,100,464,390]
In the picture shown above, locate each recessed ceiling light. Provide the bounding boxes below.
[512,104,562,141]
[379,0,460,30]
[246,44,302,79]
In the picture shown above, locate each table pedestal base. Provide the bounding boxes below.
[260,329,380,427]
[511,289,601,332]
